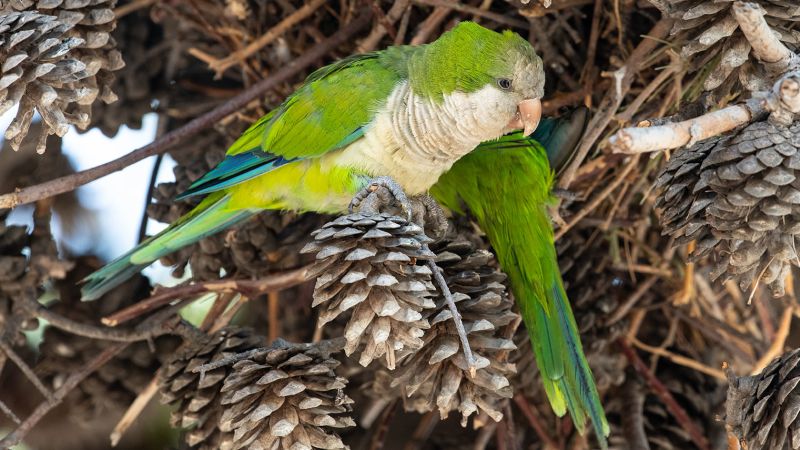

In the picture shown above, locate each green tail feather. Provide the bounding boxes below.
[81,192,259,301]
[431,125,608,447]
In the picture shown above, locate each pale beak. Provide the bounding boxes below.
[506,98,542,136]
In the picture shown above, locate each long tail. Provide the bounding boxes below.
[431,119,608,447]
[81,192,259,301]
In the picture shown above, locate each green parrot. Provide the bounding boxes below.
[81,21,545,300]
[430,110,610,448]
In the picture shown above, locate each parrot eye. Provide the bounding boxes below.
[497,78,512,90]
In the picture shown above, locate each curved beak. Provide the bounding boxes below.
[506,98,542,136]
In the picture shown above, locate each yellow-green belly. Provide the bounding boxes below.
[224,157,364,214]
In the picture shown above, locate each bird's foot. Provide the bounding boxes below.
[349,176,412,220]
[551,187,580,202]
[410,194,450,242]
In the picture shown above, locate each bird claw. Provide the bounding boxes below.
[410,194,449,242]
[348,176,412,220]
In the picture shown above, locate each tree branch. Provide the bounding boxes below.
[608,100,765,154]
[0,10,374,210]
[102,266,310,327]
[732,2,800,72]
[618,338,712,450]
[0,343,127,448]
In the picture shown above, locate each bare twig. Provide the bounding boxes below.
[102,266,310,327]
[618,338,712,450]
[195,0,328,78]
[411,0,528,28]
[110,377,159,447]
[0,339,53,402]
[428,258,478,372]
[15,291,182,342]
[0,343,127,448]
[555,155,639,240]
[750,305,794,374]
[0,11,374,210]
[620,377,650,450]
[0,398,20,425]
[631,337,727,381]
[608,100,765,154]
[513,394,558,449]
[732,2,800,72]
[358,0,409,52]
[558,18,674,189]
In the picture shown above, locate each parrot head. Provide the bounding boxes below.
[409,21,545,139]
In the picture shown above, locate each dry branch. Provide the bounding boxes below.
[608,101,764,154]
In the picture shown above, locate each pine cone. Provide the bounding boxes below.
[159,327,266,449]
[85,7,164,137]
[383,232,518,426]
[655,0,800,97]
[302,212,438,369]
[217,339,354,450]
[656,120,800,296]
[0,6,124,153]
[727,348,800,450]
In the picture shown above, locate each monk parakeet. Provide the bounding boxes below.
[431,110,610,448]
[81,21,544,301]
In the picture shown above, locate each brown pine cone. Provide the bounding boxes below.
[84,7,165,137]
[217,339,354,450]
[0,5,124,153]
[302,212,438,369]
[382,232,518,426]
[653,0,800,98]
[159,327,266,449]
[656,120,800,296]
[727,348,800,450]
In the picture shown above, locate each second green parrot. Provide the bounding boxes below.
[431,111,610,448]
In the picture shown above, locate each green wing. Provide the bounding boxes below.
[431,129,609,448]
[180,51,409,198]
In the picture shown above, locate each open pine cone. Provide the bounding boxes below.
[159,327,266,449]
[217,339,354,450]
[302,212,437,369]
[656,120,800,296]
[0,4,124,153]
[393,234,517,425]
[654,0,800,97]
[727,348,800,450]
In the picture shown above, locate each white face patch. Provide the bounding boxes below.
[333,81,520,195]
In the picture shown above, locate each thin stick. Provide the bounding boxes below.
[0,398,21,425]
[555,156,639,240]
[513,394,558,449]
[15,292,179,342]
[0,339,53,401]
[0,343,127,448]
[0,11,374,210]
[110,377,159,447]
[428,258,477,372]
[751,305,794,374]
[137,153,163,244]
[618,338,712,450]
[102,266,309,326]
[410,0,528,28]
[201,0,328,78]
[631,338,726,381]
[558,18,674,189]
[113,0,157,18]
[268,291,281,342]
[732,2,800,70]
[608,102,764,154]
